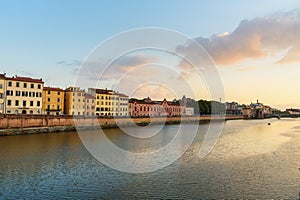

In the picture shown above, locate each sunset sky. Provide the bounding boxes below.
[1,0,300,110]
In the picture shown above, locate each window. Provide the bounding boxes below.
[0,93,3,99]
[15,100,19,106]
[23,83,27,88]
[97,96,99,99]
[101,96,104,100]
[23,101,26,107]
[0,84,2,89]
[6,90,13,96]
[30,101,33,106]
[87,99,89,103]
[48,91,51,94]
[31,84,34,89]
[78,98,80,102]
[78,112,80,115]
[37,84,41,89]
[8,82,12,87]
[37,101,40,106]
[57,91,60,95]
[16,82,20,87]
[78,93,81,96]
[33,92,35,97]
[47,105,50,110]
[29,92,31,97]
[36,92,38,97]
[22,91,25,96]
[57,98,60,102]
[39,92,42,97]
[16,91,20,96]
[47,98,50,102]
[57,105,60,110]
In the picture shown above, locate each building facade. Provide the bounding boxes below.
[88,88,128,117]
[85,94,95,116]
[42,87,65,115]
[64,87,86,116]
[4,76,44,114]
[0,74,5,114]
[129,97,184,117]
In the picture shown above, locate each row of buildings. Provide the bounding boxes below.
[0,74,194,117]
[225,100,273,119]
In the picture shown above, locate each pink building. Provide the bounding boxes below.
[129,97,183,117]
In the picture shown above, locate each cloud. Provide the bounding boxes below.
[176,10,300,67]
[57,59,82,67]
[75,54,159,81]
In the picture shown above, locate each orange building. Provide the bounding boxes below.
[42,87,65,115]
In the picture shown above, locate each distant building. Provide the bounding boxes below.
[286,108,300,115]
[85,94,95,116]
[64,87,86,116]
[242,106,253,119]
[129,97,190,117]
[225,102,241,115]
[244,100,273,119]
[0,74,5,114]
[42,87,65,115]
[184,107,194,116]
[88,88,129,117]
[5,75,44,114]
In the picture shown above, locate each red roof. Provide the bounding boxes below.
[43,87,64,92]
[95,88,114,94]
[6,76,44,84]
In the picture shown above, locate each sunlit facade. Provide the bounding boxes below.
[42,87,65,115]
[5,75,44,115]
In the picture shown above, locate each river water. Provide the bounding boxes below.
[0,118,299,199]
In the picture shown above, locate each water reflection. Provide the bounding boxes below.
[0,118,299,199]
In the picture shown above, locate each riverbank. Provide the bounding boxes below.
[0,115,243,136]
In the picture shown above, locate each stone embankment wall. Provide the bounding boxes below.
[0,114,243,135]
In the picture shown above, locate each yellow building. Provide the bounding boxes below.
[88,88,128,117]
[64,87,86,116]
[42,87,65,115]
[0,74,6,114]
[5,75,44,114]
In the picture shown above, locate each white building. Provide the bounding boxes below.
[5,75,44,114]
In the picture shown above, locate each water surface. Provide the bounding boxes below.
[0,118,299,199]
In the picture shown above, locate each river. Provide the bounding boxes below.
[0,118,299,199]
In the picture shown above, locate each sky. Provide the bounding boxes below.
[1,0,300,109]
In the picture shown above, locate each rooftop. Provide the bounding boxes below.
[43,86,64,92]
[6,75,44,84]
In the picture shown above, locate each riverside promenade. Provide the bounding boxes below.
[0,115,243,136]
